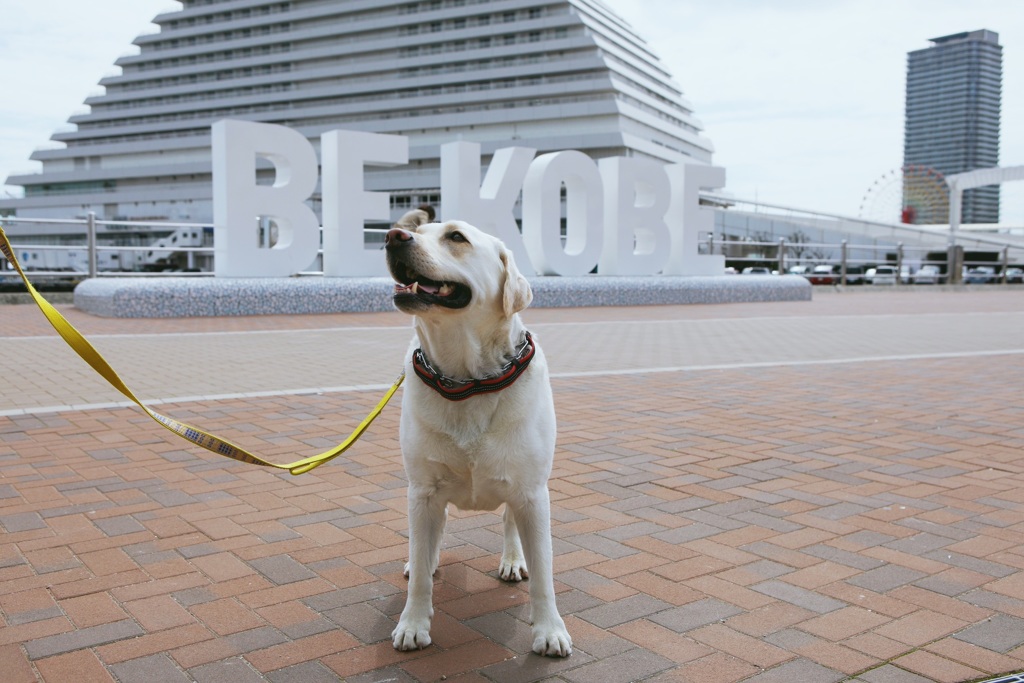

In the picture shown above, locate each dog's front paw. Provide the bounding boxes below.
[498,554,528,582]
[532,620,572,657]
[392,617,432,651]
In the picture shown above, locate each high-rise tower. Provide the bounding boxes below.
[903,29,1002,224]
[1,0,713,224]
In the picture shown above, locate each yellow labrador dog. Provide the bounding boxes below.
[385,207,572,657]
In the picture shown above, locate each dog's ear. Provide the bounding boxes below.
[393,205,435,232]
[500,248,533,317]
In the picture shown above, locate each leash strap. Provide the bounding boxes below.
[0,225,402,476]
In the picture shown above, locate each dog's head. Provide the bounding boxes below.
[386,208,531,319]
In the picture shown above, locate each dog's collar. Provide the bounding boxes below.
[412,331,536,401]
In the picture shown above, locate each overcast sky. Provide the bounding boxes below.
[1,0,1021,223]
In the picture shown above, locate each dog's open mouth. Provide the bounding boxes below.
[391,263,472,310]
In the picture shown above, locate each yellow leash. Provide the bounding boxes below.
[0,225,403,476]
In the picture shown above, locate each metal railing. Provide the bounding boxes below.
[716,236,1023,286]
[0,212,393,281]
[0,213,216,279]
[3,213,1023,286]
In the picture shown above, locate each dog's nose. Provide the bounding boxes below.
[385,228,413,247]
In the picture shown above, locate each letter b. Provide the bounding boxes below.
[212,120,320,277]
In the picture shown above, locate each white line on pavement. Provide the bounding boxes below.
[4,347,1022,417]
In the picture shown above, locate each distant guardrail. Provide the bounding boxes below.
[2,212,1023,286]
[715,236,1023,285]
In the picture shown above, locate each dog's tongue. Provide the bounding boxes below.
[394,281,440,295]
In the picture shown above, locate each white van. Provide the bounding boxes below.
[872,265,897,285]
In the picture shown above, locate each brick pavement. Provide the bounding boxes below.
[1,289,1024,682]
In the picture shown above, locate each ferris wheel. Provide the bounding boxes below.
[859,165,950,225]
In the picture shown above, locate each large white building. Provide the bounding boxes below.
[1,0,713,224]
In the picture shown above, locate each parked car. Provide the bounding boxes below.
[741,266,773,275]
[914,265,941,284]
[1004,267,1023,284]
[845,265,866,285]
[966,266,997,284]
[787,265,813,277]
[864,267,877,284]
[872,265,898,285]
[808,264,840,285]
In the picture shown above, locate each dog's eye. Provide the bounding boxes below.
[448,231,468,244]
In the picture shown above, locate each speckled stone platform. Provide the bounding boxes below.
[73,275,811,318]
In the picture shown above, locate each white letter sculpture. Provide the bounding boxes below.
[522,151,604,276]
[212,119,320,277]
[599,157,672,275]
[664,164,726,276]
[321,130,409,277]
[440,141,536,275]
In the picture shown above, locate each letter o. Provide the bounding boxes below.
[521,151,603,276]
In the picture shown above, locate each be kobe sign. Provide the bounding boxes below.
[212,119,726,278]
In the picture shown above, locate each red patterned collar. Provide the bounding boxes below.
[412,332,536,401]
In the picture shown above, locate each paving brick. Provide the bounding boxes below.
[926,637,1024,677]
[647,598,744,634]
[610,619,713,664]
[890,649,984,683]
[0,643,37,683]
[725,602,815,638]
[700,621,797,668]
[77,548,139,576]
[190,656,267,683]
[479,649,595,683]
[248,554,318,585]
[61,592,129,628]
[617,570,703,605]
[873,610,968,647]
[123,594,196,631]
[324,602,396,644]
[855,663,935,683]
[24,619,144,660]
[168,638,239,670]
[266,660,342,683]
[0,513,47,532]
[21,547,82,574]
[846,565,928,594]
[225,626,290,654]
[953,613,1024,653]
[575,593,673,629]
[560,646,675,683]
[93,515,147,537]
[0,616,72,648]
[399,639,512,681]
[190,598,266,636]
[108,653,191,683]
[843,632,911,661]
[739,657,845,682]
[654,651,754,683]
[0,587,61,626]
[95,623,214,665]
[190,552,257,582]
[35,650,116,682]
[798,606,892,640]
[561,615,637,658]
[439,585,531,620]
[810,641,885,674]
[244,630,358,673]
[752,580,846,614]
